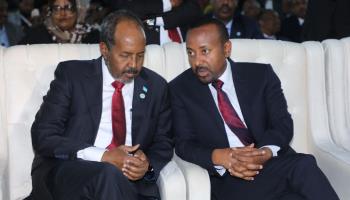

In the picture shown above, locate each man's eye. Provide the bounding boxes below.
[202,49,210,54]
[187,51,194,57]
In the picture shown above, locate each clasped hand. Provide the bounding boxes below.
[101,144,150,181]
[212,144,272,181]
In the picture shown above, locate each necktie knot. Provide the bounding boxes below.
[213,79,224,90]
[112,81,124,92]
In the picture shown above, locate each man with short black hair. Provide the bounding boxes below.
[170,17,339,200]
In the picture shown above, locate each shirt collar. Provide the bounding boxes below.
[212,59,234,89]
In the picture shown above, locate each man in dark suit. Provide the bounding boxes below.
[104,0,202,45]
[170,18,339,200]
[303,0,350,41]
[0,0,23,47]
[280,0,307,42]
[29,10,173,200]
[208,0,264,39]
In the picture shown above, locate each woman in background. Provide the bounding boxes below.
[19,0,99,44]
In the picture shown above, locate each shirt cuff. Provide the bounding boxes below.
[261,145,280,157]
[77,146,107,162]
[214,165,226,176]
[163,0,172,12]
[155,17,164,26]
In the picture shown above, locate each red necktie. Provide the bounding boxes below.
[107,81,126,150]
[213,79,254,146]
[168,28,182,43]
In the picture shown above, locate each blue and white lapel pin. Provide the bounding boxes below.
[140,85,148,99]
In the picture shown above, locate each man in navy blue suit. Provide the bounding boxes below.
[170,18,339,200]
[208,0,264,39]
[29,10,172,200]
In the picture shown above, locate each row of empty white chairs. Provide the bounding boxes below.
[0,38,349,199]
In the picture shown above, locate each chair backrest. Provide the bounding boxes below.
[0,46,6,200]
[322,39,350,151]
[1,39,311,199]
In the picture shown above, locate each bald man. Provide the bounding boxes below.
[29,10,173,200]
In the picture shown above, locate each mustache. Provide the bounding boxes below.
[195,66,209,73]
[123,67,139,75]
[218,4,233,12]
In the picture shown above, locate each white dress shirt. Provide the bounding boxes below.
[210,61,280,175]
[77,59,134,161]
[154,0,183,45]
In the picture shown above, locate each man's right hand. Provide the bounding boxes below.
[101,144,140,170]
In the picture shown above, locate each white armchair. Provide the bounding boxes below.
[0,44,186,200]
[305,39,350,199]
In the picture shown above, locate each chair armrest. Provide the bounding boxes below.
[157,160,186,200]
[173,154,210,200]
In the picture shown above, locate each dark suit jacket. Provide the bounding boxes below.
[30,57,173,199]
[280,15,303,42]
[207,13,264,39]
[169,58,293,176]
[104,0,202,44]
[303,0,350,41]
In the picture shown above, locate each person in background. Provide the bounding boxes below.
[242,0,261,21]
[303,0,350,41]
[7,0,34,32]
[19,0,99,44]
[259,9,288,40]
[0,0,23,47]
[280,0,307,42]
[104,0,202,45]
[170,17,339,200]
[208,0,264,39]
[27,10,173,200]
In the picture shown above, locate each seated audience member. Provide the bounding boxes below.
[27,10,173,200]
[7,0,35,33]
[170,18,339,200]
[280,0,307,42]
[242,0,261,21]
[19,0,99,44]
[0,0,23,47]
[303,0,350,41]
[208,0,264,39]
[104,0,202,45]
[259,9,288,40]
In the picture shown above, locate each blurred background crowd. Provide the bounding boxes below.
[0,0,349,47]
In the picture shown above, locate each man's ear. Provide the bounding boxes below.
[99,42,109,60]
[224,40,232,58]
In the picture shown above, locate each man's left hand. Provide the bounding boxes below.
[122,149,150,181]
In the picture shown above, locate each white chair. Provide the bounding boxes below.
[305,39,350,199]
[321,39,350,151]
[161,39,350,199]
[0,46,6,200]
[1,44,185,200]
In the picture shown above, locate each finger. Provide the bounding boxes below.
[245,163,263,171]
[124,157,143,168]
[124,144,140,154]
[122,167,144,180]
[134,150,147,161]
[241,169,260,177]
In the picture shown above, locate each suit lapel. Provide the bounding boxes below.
[131,68,150,145]
[81,57,103,140]
[229,59,252,129]
[191,74,228,144]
